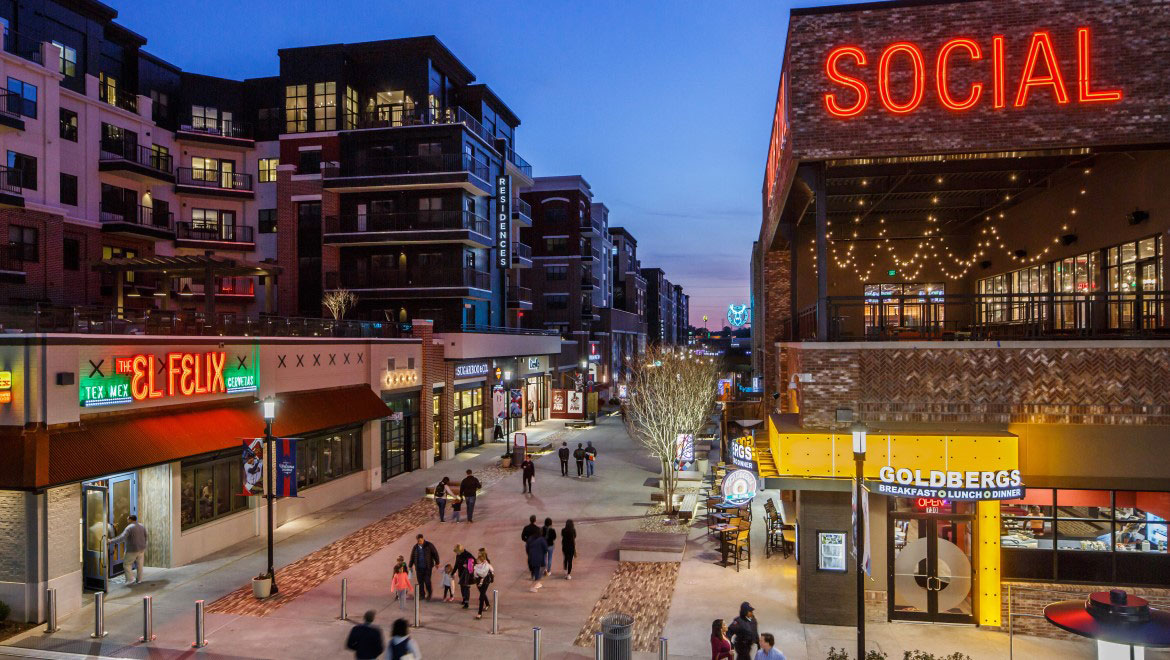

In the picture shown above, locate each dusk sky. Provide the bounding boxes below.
[113,0,858,328]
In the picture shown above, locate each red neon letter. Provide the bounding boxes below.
[180,354,196,396]
[936,38,983,111]
[878,42,926,114]
[167,353,182,397]
[824,46,869,118]
[992,35,1006,109]
[209,352,226,393]
[146,356,164,399]
[129,355,149,402]
[1015,31,1069,107]
[194,353,207,394]
[1076,27,1121,103]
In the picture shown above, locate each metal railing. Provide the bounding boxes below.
[175,222,255,243]
[354,105,495,144]
[2,30,44,64]
[512,242,532,260]
[507,147,533,177]
[99,140,173,174]
[99,204,175,231]
[178,116,252,139]
[513,197,532,219]
[0,243,27,272]
[0,89,34,118]
[0,165,23,196]
[331,267,491,290]
[324,153,489,182]
[458,324,557,336]
[508,285,533,304]
[176,167,254,192]
[324,210,489,236]
[0,303,409,338]
[99,83,137,113]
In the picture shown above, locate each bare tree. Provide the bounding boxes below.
[322,289,357,320]
[624,345,720,517]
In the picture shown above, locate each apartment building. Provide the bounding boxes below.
[641,266,677,345]
[673,283,690,344]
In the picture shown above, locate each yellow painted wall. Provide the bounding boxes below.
[976,501,1002,626]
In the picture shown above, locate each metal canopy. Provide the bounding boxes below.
[92,254,281,277]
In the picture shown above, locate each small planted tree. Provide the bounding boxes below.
[322,289,357,320]
[624,345,719,517]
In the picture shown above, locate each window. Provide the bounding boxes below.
[63,236,81,271]
[296,427,362,490]
[51,41,77,77]
[1105,236,1163,329]
[258,158,278,183]
[6,77,36,118]
[6,151,36,190]
[546,293,569,310]
[59,107,78,141]
[344,86,359,129]
[60,173,78,206]
[181,450,250,530]
[191,208,236,232]
[284,84,308,133]
[8,225,37,262]
[298,150,321,174]
[150,90,169,122]
[545,237,568,252]
[861,282,945,331]
[258,209,277,234]
[150,145,169,172]
[453,386,483,453]
[544,207,568,223]
[313,82,336,131]
[545,265,568,281]
[98,72,119,106]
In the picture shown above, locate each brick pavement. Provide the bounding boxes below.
[572,561,680,652]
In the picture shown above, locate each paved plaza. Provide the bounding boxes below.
[0,416,1145,659]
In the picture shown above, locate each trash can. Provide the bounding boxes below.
[600,612,634,660]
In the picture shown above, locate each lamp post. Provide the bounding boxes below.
[851,421,867,660]
[503,370,514,452]
[578,360,591,421]
[263,397,279,596]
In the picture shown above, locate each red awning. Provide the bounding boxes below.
[45,385,390,488]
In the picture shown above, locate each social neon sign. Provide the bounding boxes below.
[824,28,1122,118]
[80,348,259,408]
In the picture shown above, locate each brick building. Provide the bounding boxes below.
[753,0,1170,639]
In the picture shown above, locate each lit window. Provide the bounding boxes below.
[285,84,308,133]
[258,158,278,183]
[51,41,77,77]
[313,82,336,131]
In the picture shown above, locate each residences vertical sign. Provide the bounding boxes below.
[496,175,511,268]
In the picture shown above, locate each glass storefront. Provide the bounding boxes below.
[181,451,248,530]
[299,426,363,489]
[382,394,419,480]
[888,498,975,624]
[863,283,945,331]
[454,383,483,453]
[526,374,547,422]
[432,392,442,462]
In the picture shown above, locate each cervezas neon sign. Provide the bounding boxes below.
[823,27,1122,118]
[115,351,227,401]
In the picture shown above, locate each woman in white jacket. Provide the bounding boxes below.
[473,548,494,620]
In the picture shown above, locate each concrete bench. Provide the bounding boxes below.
[678,494,699,521]
[618,531,686,562]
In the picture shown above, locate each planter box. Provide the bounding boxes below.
[252,577,272,599]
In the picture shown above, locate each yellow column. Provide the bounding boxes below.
[976,500,1001,626]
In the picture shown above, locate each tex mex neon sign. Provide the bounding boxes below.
[80,349,259,407]
[823,27,1121,118]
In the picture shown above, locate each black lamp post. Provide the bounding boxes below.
[503,370,514,453]
[263,396,278,596]
[851,421,867,660]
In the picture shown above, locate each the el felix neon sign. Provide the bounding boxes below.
[823,27,1122,118]
[80,349,258,408]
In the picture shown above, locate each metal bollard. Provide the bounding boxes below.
[139,595,155,642]
[413,584,421,628]
[192,599,208,648]
[659,636,668,660]
[90,591,107,638]
[594,631,604,660]
[45,588,58,633]
[491,589,499,634]
[339,578,348,620]
[532,626,542,659]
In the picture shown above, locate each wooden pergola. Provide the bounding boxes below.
[93,252,282,317]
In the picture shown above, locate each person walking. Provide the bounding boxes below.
[521,455,535,493]
[561,519,577,580]
[727,602,760,660]
[434,477,451,522]
[108,514,148,585]
[558,442,570,476]
[573,443,586,477]
[525,528,548,591]
[345,610,384,660]
[387,618,422,660]
[408,534,440,601]
[440,564,454,602]
[392,563,413,609]
[541,518,557,577]
[473,548,494,619]
[521,515,540,545]
[585,441,598,477]
[494,411,505,441]
[526,399,535,425]
[711,619,733,660]
[460,469,481,523]
[453,544,474,609]
[754,633,787,660]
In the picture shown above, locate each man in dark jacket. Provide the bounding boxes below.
[521,514,540,545]
[407,534,440,600]
[460,469,482,523]
[727,601,760,660]
[525,532,548,591]
[453,544,475,609]
[585,441,597,477]
[558,442,570,476]
[521,455,535,493]
[573,443,586,477]
[345,610,384,659]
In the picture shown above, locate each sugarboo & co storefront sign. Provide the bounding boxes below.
[875,466,1024,501]
[80,347,259,408]
[455,361,490,378]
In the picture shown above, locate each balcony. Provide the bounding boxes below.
[98,83,137,114]
[0,243,27,283]
[0,166,24,208]
[322,153,491,195]
[99,141,174,183]
[2,30,44,65]
[323,210,491,247]
[174,276,256,299]
[175,116,254,148]
[99,203,175,240]
[581,276,597,290]
[352,105,496,146]
[512,197,533,226]
[0,91,26,131]
[175,222,255,249]
[507,285,534,309]
[175,168,254,199]
[505,146,533,183]
[329,267,492,296]
[511,241,532,268]
[581,304,599,321]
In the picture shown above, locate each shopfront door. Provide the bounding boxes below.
[82,473,138,591]
[889,505,975,624]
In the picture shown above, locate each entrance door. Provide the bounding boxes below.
[82,474,138,591]
[889,512,975,623]
[382,415,414,481]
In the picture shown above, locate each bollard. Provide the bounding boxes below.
[45,588,58,633]
[192,599,207,648]
[658,636,668,660]
[90,591,107,638]
[491,589,499,634]
[594,631,604,660]
[532,626,542,659]
[339,578,348,621]
[139,595,155,642]
[413,584,421,628]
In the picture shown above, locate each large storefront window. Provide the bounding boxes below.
[526,374,546,422]
[432,393,442,461]
[382,394,419,480]
[297,427,363,491]
[454,384,483,453]
[863,283,944,331]
[1001,489,1170,585]
[977,265,1051,324]
[181,450,249,530]
[1106,235,1162,329]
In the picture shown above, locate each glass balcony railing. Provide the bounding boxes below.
[175,222,255,244]
[353,105,495,144]
[176,168,254,192]
[324,152,489,181]
[324,210,489,236]
[513,197,532,219]
[331,267,491,290]
[506,147,533,177]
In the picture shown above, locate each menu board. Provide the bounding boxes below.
[818,531,847,572]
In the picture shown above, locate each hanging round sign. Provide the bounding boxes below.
[721,468,758,505]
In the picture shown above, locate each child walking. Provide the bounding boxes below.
[441,563,454,602]
[391,561,412,609]
[451,495,463,523]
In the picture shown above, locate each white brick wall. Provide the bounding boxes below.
[46,485,80,580]
[0,490,29,582]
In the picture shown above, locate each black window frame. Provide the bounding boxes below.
[180,449,250,530]
[62,236,81,271]
[6,151,36,191]
[59,107,78,142]
[8,224,38,262]
[60,172,78,206]
[258,158,278,183]
[296,426,363,491]
[6,77,36,118]
[258,208,277,234]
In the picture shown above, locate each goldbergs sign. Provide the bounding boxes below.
[876,466,1024,501]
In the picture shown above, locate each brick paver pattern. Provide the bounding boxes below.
[572,561,680,652]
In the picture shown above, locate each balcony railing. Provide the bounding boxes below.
[331,267,492,290]
[98,84,137,113]
[324,210,489,236]
[354,105,495,144]
[507,285,533,303]
[512,242,532,260]
[325,152,489,181]
[178,116,252,140]
[457,324,557,336]
[100,203,174,230]
[506,147,533,178]
[2,30,44,65]
[176,167,254,192]
[0,303,409,338]
[0,90,33,118]
[0,166,22,196]
[513,197,532,219]
[175,222,255,244]
[99,140,174,175]
[786,292,1170,342]
[175,276,256,297]
[0,243,27,272]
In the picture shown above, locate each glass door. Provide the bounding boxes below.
[889,511,975,624]
[82,484,110,592]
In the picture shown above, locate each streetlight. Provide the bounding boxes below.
[851,421,867,660]
[262,396,279,596]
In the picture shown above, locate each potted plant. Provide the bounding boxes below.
[500,453,513,468]
[252,572,273,599]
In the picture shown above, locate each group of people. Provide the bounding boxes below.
[556,441,598,478]
[396,534,497,619]
[711,602,785,660]
[520,515,577,591]
[432,470,482,523]
[346,611,421,660]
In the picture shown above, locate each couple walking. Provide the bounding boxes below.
[521,515,577,591]
[557,441,598,477]
[434,470,481,523]
[403,534,496,618]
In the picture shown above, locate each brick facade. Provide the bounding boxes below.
[998,582,1170,640]
[0,490,28,582]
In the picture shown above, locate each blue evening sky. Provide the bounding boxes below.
[113,0,861,327]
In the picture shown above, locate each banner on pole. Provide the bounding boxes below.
[275,438,298,497]
[241,439,264,496]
